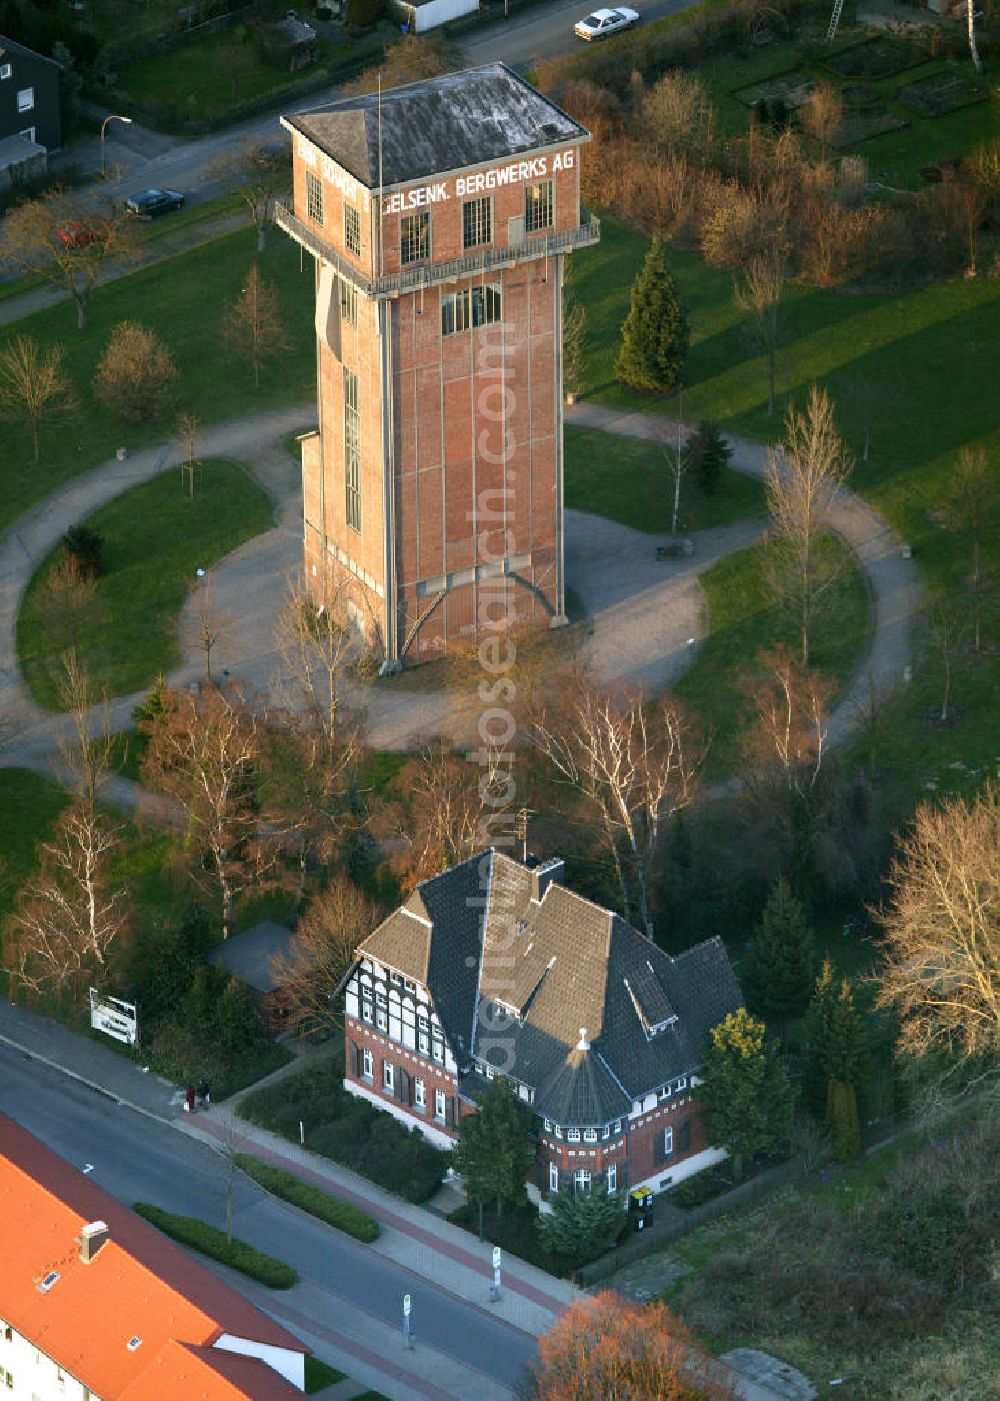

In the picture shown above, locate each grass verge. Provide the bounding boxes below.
[305,1358,346,1393]
[234,1154,380,1244]
[17,459,274,710]
[133,1202,297,1288]
[674,532,870,776]
[0,225,315,539]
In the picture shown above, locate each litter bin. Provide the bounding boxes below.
[628,1186,654,1232]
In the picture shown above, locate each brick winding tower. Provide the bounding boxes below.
[278,64,599,668]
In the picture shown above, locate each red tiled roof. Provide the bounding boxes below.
[1,1114,306,1399]
[118,1340,304,1401]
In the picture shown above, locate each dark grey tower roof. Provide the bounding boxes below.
[285,62,587,190]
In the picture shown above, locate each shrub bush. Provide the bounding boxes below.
[233,1154,380,1242]
[238,1058,448,1203]
[94,321,179,425]
[61,525,105,581]
[133,1202,297,1287]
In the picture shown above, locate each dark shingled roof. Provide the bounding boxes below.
[285,63,587,191]
[352,851,744,1127]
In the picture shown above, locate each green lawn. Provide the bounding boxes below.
[674,534,870,777]
[572,214,1000,808]
[0,226,315,540]
[111,32,357,127]
[304,1358,346,1393]
[17,460,274,710]
[565,424,766,533]
[0,770,70,991]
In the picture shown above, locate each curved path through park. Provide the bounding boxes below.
[0,402,920,805]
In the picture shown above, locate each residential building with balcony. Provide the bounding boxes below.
[278,63,599,666]
[339,851,745,1197]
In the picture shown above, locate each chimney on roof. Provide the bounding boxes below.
[79,1220,109,1263]
[577,1027,590,1051]
[530,856,564,904]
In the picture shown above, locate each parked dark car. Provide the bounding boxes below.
[124,188,185,219]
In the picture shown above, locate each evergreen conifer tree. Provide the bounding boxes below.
[686,419,732,496]
[452,1077,534,1232]
[698,1008,797,1179]
[615,238,689,394]
[743,876,816,1028]
[802,957,865,1119]
[827,1078,861,1162]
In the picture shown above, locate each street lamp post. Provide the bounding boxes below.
[101,114,133,179]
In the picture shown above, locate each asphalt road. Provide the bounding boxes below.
[0,1044,535,1399]
[66,0,697,218]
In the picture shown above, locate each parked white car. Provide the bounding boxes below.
[574,6,639,40]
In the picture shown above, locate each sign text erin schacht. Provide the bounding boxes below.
[381,149,576,216]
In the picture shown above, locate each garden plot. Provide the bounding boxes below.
[824,35,926,79]
[898,70,989,117]
[834,107,908,148]
[732,67,818,109]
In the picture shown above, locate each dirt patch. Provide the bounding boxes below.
[824,36,926,79]
[732,67,818,109]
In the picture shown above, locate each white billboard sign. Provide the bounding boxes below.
[89,988,138,1046]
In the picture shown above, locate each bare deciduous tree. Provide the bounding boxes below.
[222,262,288,388]
[0,187,133,330]
[5,802,128,999]
[373,740,510,892]
[531,676,701,936]
[212,138,290,253]
[272,579,358,765]
[270,876,380,1037]
[142,683,269,939]
[766,385,853,665]
[948,445,997,653]
[55,650,117,813]
[801,82,843,159]
[94,321,179,424]
[192,576,226,682]
[743,646,831,801]
[928,596,966,724]
[0,334,75,462]
[734,247,786,417]
[642,70,717,163]
[875,783,1000,1072]
[176,409,201,497]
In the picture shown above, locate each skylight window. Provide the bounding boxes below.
[127,1336,142,1352]
[38,1271,60,1293]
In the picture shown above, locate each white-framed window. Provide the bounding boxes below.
[574,1169,591,1194]
[404,978,417,992]
[543,1119,552,1133]
[524,179,553,233]
[664,1127,674,1158]
[441,283,502,337]
[0,64,11,80]
[607,1162,617,1193]
[417,1014,430,1055]
[361,993,373,1023]
[485,1064,496,1080]
[400,210,430,265]
[431,1033,445,1064]
[567,1127,581,1143]
[434,1088,446,1121]
[554,1125,563,1139]
[414,1077,426,1109]
[18,127,34,143]
[549,1162,559,1192]
[462,195,492,249]
[675,1076,688,1092]
[362,1047,373,1079]
[389,970,402,985]
[601,1124,610,1140]
[344,203,361,256]
[16,87,33,113]
[305,169,323,224]
[613,1120,622,1134]
[659,1084,671,1101]
[344,366,361,534]
[383,1060,394,1093]
[584,1127,598,1143]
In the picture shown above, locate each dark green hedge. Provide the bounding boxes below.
[133,1202,297,1288]
[234,1154,380,1243]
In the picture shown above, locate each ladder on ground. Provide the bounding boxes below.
[826,0,844,41]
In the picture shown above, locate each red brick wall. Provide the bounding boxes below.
[624,1094,709,1186]
[343,1016,461,1137]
